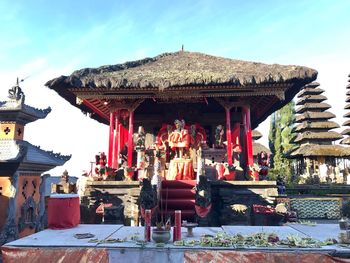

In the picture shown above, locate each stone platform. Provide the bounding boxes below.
[1,224,350,262]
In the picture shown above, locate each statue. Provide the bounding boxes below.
[168,119,190,158]
[214,125,225,148]
[8,78,25,104]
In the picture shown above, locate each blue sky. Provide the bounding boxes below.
[1,0,350,176]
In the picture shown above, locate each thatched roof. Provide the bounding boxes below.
[341,128,350,136]
[295,102,331,114]
[45,51,317,126]
[252,130,263,140]
[294,121,339,132]
[344,104,350,110]
[253,142,271,155]
[346,90,350,96]
[289,144,350,157]
[340,137,350,145]
[295,111,335,123]
[47,51,317,91]
[296,95,327,105]
[346,97,350,103]
[344,112,350,118]
[293,131,343,143]
[343,120,350,127]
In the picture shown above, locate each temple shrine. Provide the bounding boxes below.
[0,81,71,245]
[46,51,317,223]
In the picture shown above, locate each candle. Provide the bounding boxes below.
[144,209,151,242]
[174,210,181,241]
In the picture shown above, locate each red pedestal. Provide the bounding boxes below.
[48,194,80,229]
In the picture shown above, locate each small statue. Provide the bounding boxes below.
[214,125,225,148]
[8,78,25,103]
[135,126,146,151]
[168,119,190,158]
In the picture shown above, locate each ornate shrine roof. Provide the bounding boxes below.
[0,139,71,172]
[0,100,51,125]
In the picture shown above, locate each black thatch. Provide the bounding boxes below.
[252,142,271,155]
[296,95,327,105]
[344,112,350,118]
[293,121,339,132]
[343,120,350,127]
[346,90,350,96]
[295,102,331,114]
[341,128,350,136]
[346,97,350,103]
[295,111,336,123]
[293,131,343,143]
[344,104,350,110]
[290,144,350,157]
[46,51,317,91]
[252,130,263,140]
[340,137,350,145]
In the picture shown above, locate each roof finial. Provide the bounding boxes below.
[181,44,184,52]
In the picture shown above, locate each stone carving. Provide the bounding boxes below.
[8,78,25,103]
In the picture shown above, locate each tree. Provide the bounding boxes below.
[268,101,296,185]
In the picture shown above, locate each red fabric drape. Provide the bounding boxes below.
[48,197,80,229]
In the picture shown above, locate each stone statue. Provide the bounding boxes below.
[8,78,25,103]
[214,125,225,148]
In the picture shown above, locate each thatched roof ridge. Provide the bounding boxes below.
[253,142,271,155]
[295,111,336,123]
[252,130,263,140]
[293,131,343,143]
[340,137,350,145]
[341,128,350,135]
[295,102,331,114]
[296,95,327,105]
[290,144,350,157]
[297,88,324,98]
[294,121,339,132]
[46,51,317,91]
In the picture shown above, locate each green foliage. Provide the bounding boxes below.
[268,102,297,185]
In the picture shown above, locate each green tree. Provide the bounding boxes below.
[268,101,296,185]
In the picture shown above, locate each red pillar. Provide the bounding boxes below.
[127,110,134,168]
[108,112,115,167]
[112,110,120,169]
[225,107,233,165]
[243,106,253,166]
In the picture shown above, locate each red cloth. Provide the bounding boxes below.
[48,196,80,229]
[216,163,225,180]
[253,204,275,215]
[225,171,236,181]
[195,204,212,218]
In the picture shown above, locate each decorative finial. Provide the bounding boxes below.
[8,78,25,103]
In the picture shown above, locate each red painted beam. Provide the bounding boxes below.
[82,99,109,120]
[108,112,115,167]
[225,107,233,165]
[127,110,134,169]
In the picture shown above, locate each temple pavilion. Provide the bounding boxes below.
[46,51,317,181]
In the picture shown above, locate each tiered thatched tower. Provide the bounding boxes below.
[340,74,350,145]
[290,82,350,178]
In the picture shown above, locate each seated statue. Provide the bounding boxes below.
[168,119,190,158]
